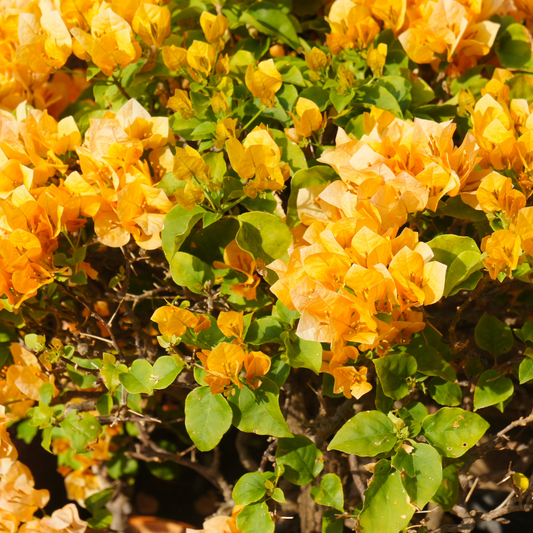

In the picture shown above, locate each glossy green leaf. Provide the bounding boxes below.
[475,313,514,357]
[392,443,442,508]
[310,473,344,511]
[60,412,101,453]
[428,377,462,407]
[358,460,415,533]
[119,359,154,394]
[277,435,324,485]
[374,353,417,400]
[422,407,490,458]
[152,356,184,390]
[236,501,275,533]
[170,252,214,294]
[161,205,205,260]
[283,335,322,374]
[228,378,292,438]
[233,472,275,505]
[236,212,292,264]
[473,370,514,411]
[185,386,233,452]
[519,358,533,384]
[329,411,397,457]
[431,464,460,512]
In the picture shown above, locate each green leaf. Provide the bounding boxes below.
[299,87,330,111]
[185,386,233,452]
[427,235,483,296]
[271,129,308,174]
[276,435,324,485]
[245,317,283,345]
[322,509,344,533]
[283,335,322,374]
[270,487,285,503]
[496,23,533,70]
[152,356,184,390]
[228,378,292,438]
[440,196,487,222]
[236,502,275,533]
[101,363,128,394]
[287,165,337,227]
[85,488,114,515]
[359,460,415,533]
[96,394,113,416]
[161,205,205,260]
[106,449,138,479]
[422,407,490,458]
[408,345,456,382]
[392,443,442,508]
[119,359,154,394]
[475,313,514,357]
[243,2,300,50]
[374,353,417,400]
[431,464,460,512]
[310,473,344,511]
[88,509,113,530]
[236,212,292,264]
[428,377,462,407]
[329,411,397,457]
[60,412,101,453]
[330,88,355,113]
[357,85,402,117]
[233,471,275,505]
[39,383,53,406]
[473,370,514,411]
[170,252,214,294]
[25,334,45,351]
[519,358,533,384]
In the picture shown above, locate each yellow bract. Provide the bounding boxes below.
[245,59,283,108]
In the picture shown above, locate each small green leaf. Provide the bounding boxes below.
[39,383,53,406]
[392,443,442,508]
[374,353,417,400]
[270,487,286,503]
[60,412,101,453]
[422,407,489,458]
[245,317,283,345]
[283,335,322,374]
[428,377,462,407]
[496,23,533,69]
[161,205,205,260]
[185,386,233,452]
[101,363,128,393]
[152,356,184,390]
[329,411,397,457]
[170,252,214,294]
[236,501,275,533]
[519,358,533,384]
[359,460,415,533]
[233,472,275,505]
[475,313,514,357]
[276,435,324,485]
[431,464,460,512]
[310,473,344,512]
[25,334,46,351]
[473,370,514,411]
[119,359,154,394]
[236,212,293,264]
[228,378,292,438]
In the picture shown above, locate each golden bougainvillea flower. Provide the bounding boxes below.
[173,145,211,182]
[305,47,329,71]
[198,342,245,395]
[64,468,105,508]
[19,503,87,533]
[481,229,521,279]
[71,8,142,76]
[151,305,198,337]
[326,0,380,53]
[217,311,245,342]
[371,0,406,32]
[366,43,388,77]
[288,97,326,140]
[245,59,283,108]
[476,173,526,219]
[175,181,205,211]
[161,45,188,71]
[132,3,171,48]
[244,350,271,389]
[0,406,17,476]
[0,461,50,522]
[226,126,289,198]
[0,509,18,533]
[516,207,533,256]
[168,89,194,119]
[16,11,72,74]
[214,118,239,150]
[213,240,261,300]
[200,11,229,50]
[187,40,216,77]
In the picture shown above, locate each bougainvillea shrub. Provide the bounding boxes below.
[2,0,533,532]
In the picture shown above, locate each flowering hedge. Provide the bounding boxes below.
[2,0,533,532]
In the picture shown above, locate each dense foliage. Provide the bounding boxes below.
[3,0,533,532]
